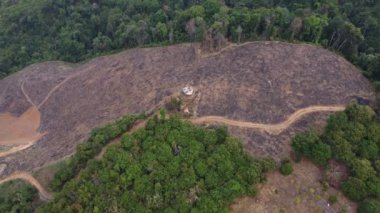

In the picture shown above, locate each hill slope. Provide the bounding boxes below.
[0,42,375,178]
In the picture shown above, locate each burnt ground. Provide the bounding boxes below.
[228,112,332,162]
[0,41,375,178]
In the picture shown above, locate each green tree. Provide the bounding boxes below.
[351,159,376,181]
[156,22,168,41]
[202,0,221,22]
[358,199,380,213]
[280,160,293,176]
[302,15,328,43]
[292,130,332,165]
[341,177,369,201]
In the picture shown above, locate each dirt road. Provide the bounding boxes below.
[0,143,34,158]
[37,71,83,109]
[0,172,52,200]
[191,105,345,135]
[21,81,36,107]
[0,105,346,201]
[0,81,44,157]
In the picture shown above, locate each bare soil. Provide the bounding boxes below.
[0,41,374,179]
[191,105,345,135]
[230,160,357,213]
[0,106,43,146]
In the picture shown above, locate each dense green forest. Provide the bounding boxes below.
[0,180,41,212]
[50,114,144,191]
[0,0,379,85]
[292,103,380,212]
[37,114,274,212]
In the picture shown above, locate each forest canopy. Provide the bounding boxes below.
[292,103,380,209]
[0,180,41,212]
[37,115,273,212]
[0,0,379,85]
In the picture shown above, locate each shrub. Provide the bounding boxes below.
[165,97,182,112]
[328,195,338,205]
[280,160,293,176]
[259,158,277,173]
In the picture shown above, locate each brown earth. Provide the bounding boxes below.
[191,105,345,135]
[0,41,375,179]
[230,160,357,213]
[0,106,43,146]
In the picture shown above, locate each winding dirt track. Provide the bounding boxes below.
[0,105,346,200]
[0,143,34,158]
[37,71,82,109]
[0,81,41,158]
[21,81,36,107]
[0,172,52,200]
[191,105,345,135]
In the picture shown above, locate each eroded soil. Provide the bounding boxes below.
[0,107,43,146]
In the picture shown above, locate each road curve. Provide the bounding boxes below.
[21,81,36,107]
[191,105,345,135]
[0,105,346,201]
[37,71,82,109]
[0,172,52,200]
[0,143,34,158]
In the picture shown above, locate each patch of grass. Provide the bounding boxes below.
[295,196,302,205]
[328,195,338,205]
[309,188,315,193]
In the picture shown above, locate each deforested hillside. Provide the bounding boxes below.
[0,42,374,178]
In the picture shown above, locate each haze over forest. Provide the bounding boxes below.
[0,0,380,212]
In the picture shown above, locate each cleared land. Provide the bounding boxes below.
[230,160,356,213]
[0,41,374,179]
[0,107,42,146]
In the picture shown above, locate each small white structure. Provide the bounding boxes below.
[182,86,194,96]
